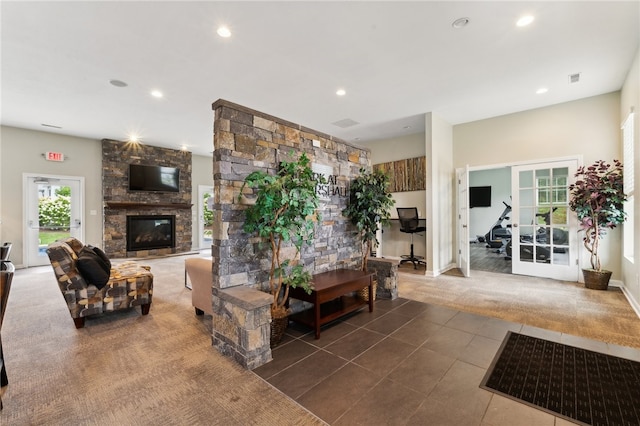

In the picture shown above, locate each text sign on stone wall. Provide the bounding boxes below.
[312,163,348,200]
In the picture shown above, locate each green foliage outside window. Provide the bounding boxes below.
[39,186,71,229]
[203,192,214,227]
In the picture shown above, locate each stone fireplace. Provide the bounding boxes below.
[102,139,193,258]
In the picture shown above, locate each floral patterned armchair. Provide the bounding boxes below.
[46,237,153,328]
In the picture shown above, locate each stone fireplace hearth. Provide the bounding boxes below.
[102,139,193,258]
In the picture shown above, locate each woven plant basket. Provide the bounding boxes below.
[583,269,612,291]
[357,279,377,302]
[270,315,289,348]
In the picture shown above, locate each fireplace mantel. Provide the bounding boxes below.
[105,202,193,210]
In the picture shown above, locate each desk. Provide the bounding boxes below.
[289,269,374,339]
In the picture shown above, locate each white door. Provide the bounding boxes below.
[198,185,214,250]
[25,174,83,266]
[457,167,470,277]
[511,161,579,281]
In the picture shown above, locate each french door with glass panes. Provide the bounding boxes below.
[25,174,83,266]
[511,160,579,281]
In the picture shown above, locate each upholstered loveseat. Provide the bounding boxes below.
[46,237,153,328]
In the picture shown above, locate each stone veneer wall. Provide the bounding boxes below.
[102,139,193,258]
[211,99,369,290]
[210,99,371,367]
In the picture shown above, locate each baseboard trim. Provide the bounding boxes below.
[608,278,622,288]
[619,282,640,319]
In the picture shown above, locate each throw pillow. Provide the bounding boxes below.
[76,247,110,289]
[87,245,111,271]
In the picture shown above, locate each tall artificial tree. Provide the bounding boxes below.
[343,168,395,271]
[569,159,627,272]
[240,152,323,320]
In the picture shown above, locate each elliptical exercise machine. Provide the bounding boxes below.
[505,208,568,262]
[483,201,512,250]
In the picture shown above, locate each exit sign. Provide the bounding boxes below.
[45,151,65,162]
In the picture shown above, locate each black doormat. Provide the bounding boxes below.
[480,332,640,426]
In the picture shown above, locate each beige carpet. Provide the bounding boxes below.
[0,256,324,425]
[399,269,640,349]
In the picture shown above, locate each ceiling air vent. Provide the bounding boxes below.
[332,118,359,128]
[569,73,581,84]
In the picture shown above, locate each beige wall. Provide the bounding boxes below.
[621,47,640,313]
[366,132,426,164]
[427,112,455,275]
[0,126,103,266]
[453,92,621,168]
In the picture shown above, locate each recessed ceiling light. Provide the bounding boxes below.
[217,26,231,38]
[536,87,548,94]
[128,133,140,143]
[332,118,359,128]
[336,89,346,96]
[517,15,535,27]
[452,17,470,29]
[151,90,163,98]
[109,79,128,87]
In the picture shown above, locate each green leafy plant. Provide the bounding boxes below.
[203,192,214,228]
[38,186,72,229]
[342,168,395,271]
[240,152,324,319]
[568,159,627,271]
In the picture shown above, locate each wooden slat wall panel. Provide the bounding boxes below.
[374,162,396,192]
[408,156,426,191]
[373,156,425,192]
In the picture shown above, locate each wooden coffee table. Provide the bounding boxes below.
[288,269,374,339]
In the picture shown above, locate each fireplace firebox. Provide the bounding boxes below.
[127,215,176,252]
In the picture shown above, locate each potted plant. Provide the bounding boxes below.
[342,168,395,299]
[568,159,627,290]
[240,152,323,346]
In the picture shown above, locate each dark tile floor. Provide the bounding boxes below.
[252,298,520,425]
[253,297,640,425]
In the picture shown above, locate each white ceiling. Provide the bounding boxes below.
[2,1,639,157]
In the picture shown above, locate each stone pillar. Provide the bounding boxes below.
[212,286,273,369]
[367,257,399,300]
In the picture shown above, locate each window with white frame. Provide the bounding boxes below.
[623,111,634,261]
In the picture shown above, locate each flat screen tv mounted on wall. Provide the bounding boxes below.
[469,186,491,208]
[129,164,180,192]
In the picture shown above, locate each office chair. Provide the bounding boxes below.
[397,208,426,269]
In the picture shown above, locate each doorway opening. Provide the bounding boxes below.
[462,157,579,281]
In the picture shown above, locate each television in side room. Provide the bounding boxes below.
[469,186,491,208]
[129,164,180,192]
